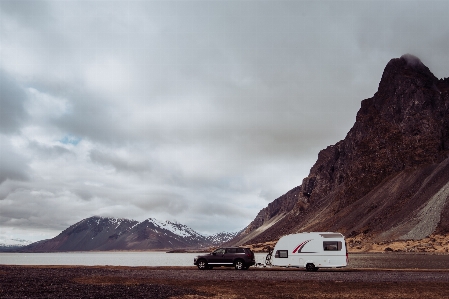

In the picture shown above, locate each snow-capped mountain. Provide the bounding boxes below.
[206,231,240,245]
[0,238,32,246]
[19,216,238,252]
[0,238,33,251]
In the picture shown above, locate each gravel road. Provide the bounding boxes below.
[2,265,449,298]
[110,266,449,283]
[348,252,449,269]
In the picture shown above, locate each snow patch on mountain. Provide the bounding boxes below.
[0,237,32,246]
[146,218,203,239]
[206,231,240,245]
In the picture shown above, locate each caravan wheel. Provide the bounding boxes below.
[306,263,318,272]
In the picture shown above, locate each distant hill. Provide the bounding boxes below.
[0,238,32,252]
[20,216,238,252]
[230,54,449,251]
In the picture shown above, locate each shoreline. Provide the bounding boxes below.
[4,251,448,254]
[2,264,449,271]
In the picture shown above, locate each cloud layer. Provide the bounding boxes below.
[1,0,449,241]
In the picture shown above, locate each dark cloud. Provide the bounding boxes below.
[1,1,449,241]
[0,69,28,134]
[133,191,189,216]
[354,0,449,79]
[0,137,29,185]
[27,140,71,159]
[0,181,22,201]
[0,0,51,28]
[72,188,93,201]
[194,201,249,219]
[89,149,151,174]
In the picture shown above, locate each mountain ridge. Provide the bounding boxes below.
[230,54,449,251]
[19,216,238,252]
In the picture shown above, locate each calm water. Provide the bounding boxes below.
[0,252,268,267]
[1,252,448,269]
[0,252,205,266]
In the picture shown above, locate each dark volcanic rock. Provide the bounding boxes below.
[308,54,447,206]
[230,186,302,245]
[233,54,449,245]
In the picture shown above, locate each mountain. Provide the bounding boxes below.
[0,238,32,252]
[21,216,237,252]
[231,54,449,250]
[206,231,240,245]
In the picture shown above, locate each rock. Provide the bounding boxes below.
[230,54,449,246]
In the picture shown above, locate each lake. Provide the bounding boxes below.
[0,252,205,267]
[1,252,448,269]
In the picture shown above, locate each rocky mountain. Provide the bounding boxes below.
[21,216,236,252]
[231,54,449,249]
[206,231,240,245]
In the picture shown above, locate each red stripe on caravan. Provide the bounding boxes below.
[292,239,311,253]
[292,243,303,253]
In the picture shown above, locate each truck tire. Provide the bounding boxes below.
[234,259,245,270]
[197,259,208,270]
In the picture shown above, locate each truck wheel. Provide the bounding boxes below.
[197,259,208,270]
[306,263,318,272]
[234,260,245,270]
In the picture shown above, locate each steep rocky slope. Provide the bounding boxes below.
[232,54,449,248]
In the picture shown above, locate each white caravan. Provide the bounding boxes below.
[267,232,348,271]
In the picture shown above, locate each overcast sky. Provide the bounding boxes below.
[1,0,449,243]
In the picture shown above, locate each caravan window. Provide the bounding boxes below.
[323,241,342,251]
[275,250,288,258]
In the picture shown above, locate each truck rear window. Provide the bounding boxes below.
[323,241,342,251]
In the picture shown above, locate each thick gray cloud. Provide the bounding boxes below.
[1,0,449,241]
[0,136,29,185]
[0,70,28,133]
[89,148,151,174]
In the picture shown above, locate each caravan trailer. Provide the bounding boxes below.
[267,232,348,271]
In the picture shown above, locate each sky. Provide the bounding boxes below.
[1,0,449,243]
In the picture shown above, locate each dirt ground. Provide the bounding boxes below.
[346,234,449,253]
[247,234,449,254]
[1,265,449,299]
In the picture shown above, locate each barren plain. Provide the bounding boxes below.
[2,257,449,299]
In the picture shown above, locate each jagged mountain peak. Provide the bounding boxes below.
[143,218,199,237]
[373,54,440,115]
[401,53,422,65]
[100,216,134,223]
[387,54,434,77]
[77,215,137,225]
[67,216,139,233]
[230,55,449,247]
